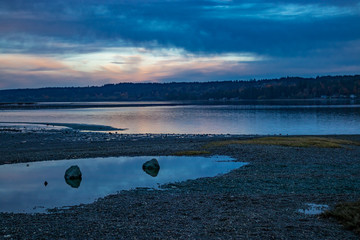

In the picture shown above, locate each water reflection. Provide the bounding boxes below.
[0,156,246,213]
[142,158,160,177]
[65,178,82,188]
[298,203,329,215]
[1,104,360,134]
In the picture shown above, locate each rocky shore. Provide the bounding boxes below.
[1,130,360,239]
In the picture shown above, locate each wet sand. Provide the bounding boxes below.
[1,130,360,239]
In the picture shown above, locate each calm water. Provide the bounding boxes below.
[297,203,329,215]
[0,156,245,213]
[1,103,360,134]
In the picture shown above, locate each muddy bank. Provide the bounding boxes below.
[0,131,360,239]
[0,131,249,164]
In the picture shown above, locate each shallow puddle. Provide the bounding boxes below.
[297,203,329,215]
[0,156,246,213]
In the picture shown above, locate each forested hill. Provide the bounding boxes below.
[0,75,360,102]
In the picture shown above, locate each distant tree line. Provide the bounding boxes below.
[0,75,359,102]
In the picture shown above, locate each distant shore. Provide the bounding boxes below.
[0,130,359,239]
[0,98,359,110]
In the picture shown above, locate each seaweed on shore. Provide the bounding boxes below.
[322,200,360,235]
[173,150,210,156]
[205,136,360,148]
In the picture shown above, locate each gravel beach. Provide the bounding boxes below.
[1,130,360,239]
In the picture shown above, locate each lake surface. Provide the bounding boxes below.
[1,102,360,134]
[0,156,245,213]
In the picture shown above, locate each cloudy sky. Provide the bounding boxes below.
[1,0,360,89]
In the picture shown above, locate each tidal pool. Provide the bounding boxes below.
[297,203,329,215]
[0,156,246,213]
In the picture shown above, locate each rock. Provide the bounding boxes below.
[142,158,160,177]
[64,165,82,180]
[64,165,82,188]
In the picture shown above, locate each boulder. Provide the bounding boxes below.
[64,165,82,180]
[64,165,82,188]
[142,158,160,177]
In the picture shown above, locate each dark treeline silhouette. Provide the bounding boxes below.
[0,75,359,102]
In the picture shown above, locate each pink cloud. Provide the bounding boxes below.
[0,52,258,88]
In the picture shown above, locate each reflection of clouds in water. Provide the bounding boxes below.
[0,156,245,213]
[298,203,329,215]
[1,105,360,134]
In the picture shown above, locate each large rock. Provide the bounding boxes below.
[64,165,82,180]
[142,158,160,177]
[64,165,82,188]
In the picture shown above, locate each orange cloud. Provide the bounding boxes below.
[0,54,67,72]
[86,52,251,83]
[0,50,258,89]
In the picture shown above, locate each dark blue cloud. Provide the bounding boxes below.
[1,0,359,56]
[0,0,360,88]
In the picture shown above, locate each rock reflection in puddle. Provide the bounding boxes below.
[65,178,82,188]
[298,203,329,215]
[0,155,246,213]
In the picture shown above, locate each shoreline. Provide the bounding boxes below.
[1,131,360,239]
[0,130,258,165]
[0,98,359,110]
[0,121,126,132]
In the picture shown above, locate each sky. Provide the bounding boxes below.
[0,0,360,89]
